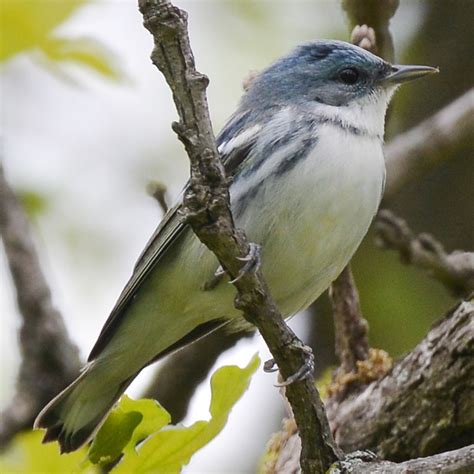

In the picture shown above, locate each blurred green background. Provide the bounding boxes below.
[1,0,473,472]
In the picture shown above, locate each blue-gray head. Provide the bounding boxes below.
[242,40,437,110]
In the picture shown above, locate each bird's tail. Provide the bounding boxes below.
[34,363,134,453]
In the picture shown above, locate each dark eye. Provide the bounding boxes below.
[339,68,359,84]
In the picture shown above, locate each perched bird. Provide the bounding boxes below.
[35,40,437,452]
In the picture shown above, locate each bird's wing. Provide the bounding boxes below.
[87,110,258,361]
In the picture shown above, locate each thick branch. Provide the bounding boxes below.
[0,163,81,447]
[327,299,474,459]
[265,299,474,471]
[385,88,474,198]
[137,1,341,471]
[331,445,474,473]
[374,210,474,298]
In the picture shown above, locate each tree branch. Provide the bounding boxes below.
[331,445,474,473]
[137,1,341,471]
[342,0,399,62]
[384,88,474,198]
[264,299,474,471]
[146,180,169,214]
[374,210,474,298]
[0,163,81,447]
[326,298,474,460]
[328,267,369,375]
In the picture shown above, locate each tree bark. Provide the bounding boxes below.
[265,298,474,471]
[0,164,81,447]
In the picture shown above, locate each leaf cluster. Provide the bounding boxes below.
[0,356,259,473]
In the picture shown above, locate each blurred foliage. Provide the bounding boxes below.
[0,0,121,80]
[315,366,335,400]
[17,189,51,218]
[352,233,453,356]
[0,431,95,474]
[0,356,259,474]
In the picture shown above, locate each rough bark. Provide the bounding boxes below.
[331,445,474,473]
[265,299,474,471]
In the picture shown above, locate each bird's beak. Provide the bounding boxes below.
[381,64,439,85]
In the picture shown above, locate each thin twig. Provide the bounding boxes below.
[146,180,169,213]
[329,267,369,375]
[137,1,341,471]
[327,1,400,381]
[0,163,81,447]
[342,0,399,62]
[385,88,474,198]
[374,210,474,298]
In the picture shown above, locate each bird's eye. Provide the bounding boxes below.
[338,68,359,85]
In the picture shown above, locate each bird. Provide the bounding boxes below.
[34,40,437,453]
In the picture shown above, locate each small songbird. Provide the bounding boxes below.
[35,40,437,452]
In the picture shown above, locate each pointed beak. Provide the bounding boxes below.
[381,64,439,85]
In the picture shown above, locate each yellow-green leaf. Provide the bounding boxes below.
[88,410,142,466]
[0,0,85,60]
[41,37,123,80]
[88,396,171,466]
[0,430,96,473]
[114,354,260,474]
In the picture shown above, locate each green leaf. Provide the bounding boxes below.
[0,430,96,473]
[113,354,260,474]
[88,410,142,466]
[0,0,85,61]
[88,396,171,466]
[41,37,123,80]
[1,0,122,81]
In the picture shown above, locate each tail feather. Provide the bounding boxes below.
[34,364,133,453]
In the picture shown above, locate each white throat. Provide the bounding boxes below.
[311,86,397,140]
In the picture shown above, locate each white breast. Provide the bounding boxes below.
[236,122,385,316]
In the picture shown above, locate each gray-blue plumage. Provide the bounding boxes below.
[240,40,391,109]
[34,40,437,453]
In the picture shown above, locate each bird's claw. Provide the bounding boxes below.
[203,266,226,291]
[265,344,315,387]
[214,266,225,277]
[229,243,262,284]
[263,358,279,373]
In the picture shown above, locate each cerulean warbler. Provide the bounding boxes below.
[35,40,437,452]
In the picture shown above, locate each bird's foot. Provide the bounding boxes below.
[203,266,226,291]
[263,358,280,373]
[229,243,262,284]
[264,344,315,387]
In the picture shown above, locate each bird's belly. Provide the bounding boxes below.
[93,129,384,372]
[234,128,385,316]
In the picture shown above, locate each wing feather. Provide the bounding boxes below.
[88,109,258,361]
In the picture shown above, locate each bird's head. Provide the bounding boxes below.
[242,40,437,137]
[245,40,437,108]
